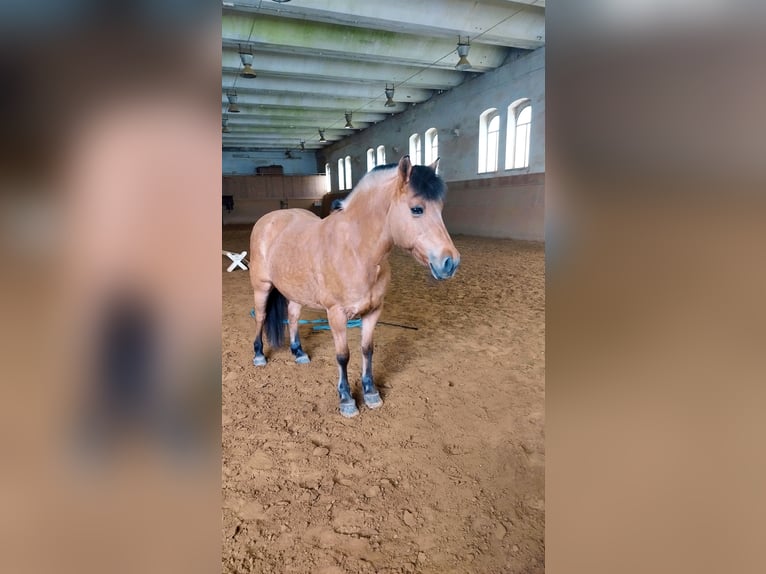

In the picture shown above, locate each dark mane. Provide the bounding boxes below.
[409,165,446,202]
[369,162,446,202]
[371,162,397,172]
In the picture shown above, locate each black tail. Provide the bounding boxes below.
[264,288,287,348]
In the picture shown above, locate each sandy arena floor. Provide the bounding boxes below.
[222,224,545,574]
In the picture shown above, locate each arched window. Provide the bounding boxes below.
[425,128,438,168]
[376,145,386,165]
[367,148,376,172]
[325,163,331,193]
[337,157,345,190]
[344,156,352,189]
[478,108,500,173]
[409,133,422,165]
[506,99,532,169]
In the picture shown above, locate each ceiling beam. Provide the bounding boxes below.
[222,13,511,71]
[222,137,328,148]
[222,93,409,115]
[221,50,466,90]
[222,108,389,124]
[222,74,433,102]
[224,1,545,48]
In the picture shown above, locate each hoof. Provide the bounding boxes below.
[295,354,310,364]
[363,392,383,409]
[339,400,359,418]
[253,355,267,367]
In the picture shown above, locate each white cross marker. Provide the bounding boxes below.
[223,250,248,272]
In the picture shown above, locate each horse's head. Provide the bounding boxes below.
[388,155,460,280]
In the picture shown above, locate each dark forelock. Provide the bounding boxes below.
[409,165,446,202]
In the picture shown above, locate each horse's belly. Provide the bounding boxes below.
[252,211,391,316]
[279,283,324,309]
[272,267,322,307]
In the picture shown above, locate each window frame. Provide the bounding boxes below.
[376,145,386,165]
[409,133,422,165]
[506,99,532,170]
[344,155,352,189]
[478,107,500,174]
[424,128,438,168]
[337,157,345,190]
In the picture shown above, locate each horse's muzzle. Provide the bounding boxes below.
[429,255,460,280]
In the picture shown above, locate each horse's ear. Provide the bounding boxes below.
[398,155,413,184]
[429,157,440,171]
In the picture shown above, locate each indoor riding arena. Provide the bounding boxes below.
[222,3,545,573]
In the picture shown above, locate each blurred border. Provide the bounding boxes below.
[0,3,222,573]
[547,1,766,573]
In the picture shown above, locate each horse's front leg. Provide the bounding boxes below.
[327,307,358,418]
[361,306,383,409]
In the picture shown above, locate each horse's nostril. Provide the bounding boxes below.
[443,256,453,273]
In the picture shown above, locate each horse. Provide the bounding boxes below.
[248,155,460,417]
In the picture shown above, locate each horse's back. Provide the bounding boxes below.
[251,208,320,243]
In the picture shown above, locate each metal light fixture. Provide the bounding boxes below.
[239,48,256,78]
[318,129,327,142]
[226,91,240,113]
[455,36,471,71]
[299,140,305,151]
[285,149,294,159]
[384,84,395,107]
[222,116,230,133]
[344,111,353,129]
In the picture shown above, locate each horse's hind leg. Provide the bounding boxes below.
[360,306,383,409]
[287,301,310,364]
[327,306,358,418]
[252,285,269,366]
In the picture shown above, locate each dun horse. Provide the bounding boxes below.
[249,155,460,417]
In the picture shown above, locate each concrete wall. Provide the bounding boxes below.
[319,47,545,241]
[223,150,319,176]
[443,173,544,240]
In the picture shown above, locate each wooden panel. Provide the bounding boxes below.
[282,177,294,198]
[224,175,326,197]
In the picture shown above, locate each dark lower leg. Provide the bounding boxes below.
[253,330,266,366]
[253,288,269,366]
[328,307,357,417]
[290,338,308,359]
[361,346,375,395]
[336,354,352,403]
[288,301,309,363]
[360,308,383,408]
[290,338,309,363]
[336,353,358,417]
[360,344,382,408]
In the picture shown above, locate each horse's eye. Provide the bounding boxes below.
[410,206,424,216]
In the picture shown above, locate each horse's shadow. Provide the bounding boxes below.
[375,333,418,391]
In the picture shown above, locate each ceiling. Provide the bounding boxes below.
[222,0,545,152]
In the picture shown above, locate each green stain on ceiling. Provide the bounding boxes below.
[223,14,436,57]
